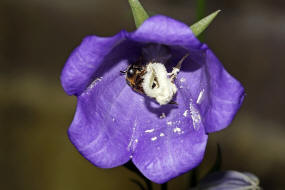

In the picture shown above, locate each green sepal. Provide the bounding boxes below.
[128,0,220,36]
[128,0,149,28]
[190,10,221,37]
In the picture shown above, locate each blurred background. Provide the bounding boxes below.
[0,0,284,189]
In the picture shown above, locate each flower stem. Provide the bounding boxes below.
[146,180,153,190]
[161,182,167,190]
[196,0,206,41]
[123,161,153,190]
[190,168,198,187]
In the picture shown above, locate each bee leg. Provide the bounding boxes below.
[135,77,143,84]
[169,100,178,105]
[120,70,127,75]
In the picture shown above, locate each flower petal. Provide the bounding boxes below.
[193,170,261,190]
[202,46,245,133]
[68,58,140,168]
[67,37,149,167]
[60,32,126,96]
[131,89,208,184]
[128,15,202,49]
[174,45,244,133]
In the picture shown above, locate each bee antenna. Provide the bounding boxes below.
[120,70,127,75]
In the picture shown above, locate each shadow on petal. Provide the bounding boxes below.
[168,46,206,73]
[144,96,178,118]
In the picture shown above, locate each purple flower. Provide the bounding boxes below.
[61,15,244,183]
[192,170,261,190]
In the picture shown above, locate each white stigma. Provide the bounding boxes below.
[141,54,189,105]
[142,63,177,105]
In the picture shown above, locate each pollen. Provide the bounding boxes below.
[151,136,158,141]
[145,128,155,133]
[141,54,188,105]
[159,112,166,119]
[142,63,177,105]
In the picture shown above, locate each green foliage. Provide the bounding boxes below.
[190,10,221,36]
[128,0,149,28]
[128,0,220,38]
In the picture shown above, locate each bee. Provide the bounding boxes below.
[120,60,146,95]
[120,53,188,105]
[120,59,177,105]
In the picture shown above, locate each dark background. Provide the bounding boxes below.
[1,0,285,189]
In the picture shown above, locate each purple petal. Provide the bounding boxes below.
[131,88,208,184]
[173,45,244,133]
[128,15,202,49]
[193,170,261,190]
[60,32,126,96]
[68,59,135,168]
[202,46,244,133]
[67,39,146,167]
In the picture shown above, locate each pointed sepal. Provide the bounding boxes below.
[128,0,149,28]
[190,10,221,37]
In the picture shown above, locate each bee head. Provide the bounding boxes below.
[127,67,136,78]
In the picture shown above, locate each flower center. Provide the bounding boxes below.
[122,43,189,106]
[142,54,189,105]
[142,63,177,105]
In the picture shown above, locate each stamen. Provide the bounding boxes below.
[170,53,189,81]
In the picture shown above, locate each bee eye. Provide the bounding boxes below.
[127,69,135,77]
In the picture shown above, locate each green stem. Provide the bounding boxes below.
[161,182,167,190]
[146,180,153,190]
[190,168,198,187]
[123,161,153,190]
[196,0,206,41]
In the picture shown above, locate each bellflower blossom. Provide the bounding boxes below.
[61,15,244,184]
[192,170,261,190]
